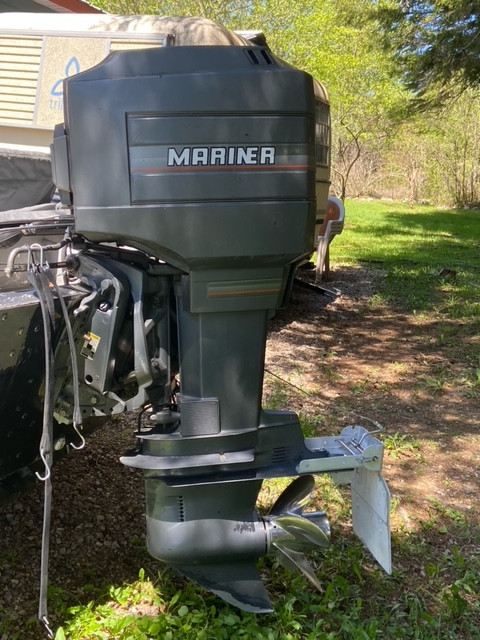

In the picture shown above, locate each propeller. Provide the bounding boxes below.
[264,475,330,591]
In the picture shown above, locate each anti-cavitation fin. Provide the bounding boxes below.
[176,562,273,613]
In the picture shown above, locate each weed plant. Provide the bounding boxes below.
[50,529,479,640]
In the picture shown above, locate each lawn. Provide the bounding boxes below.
[336,200,480,322]
[1,199,479,640]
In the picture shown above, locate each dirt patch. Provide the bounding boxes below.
[266,265,480,527]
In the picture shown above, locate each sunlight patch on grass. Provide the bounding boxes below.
[332,200,480,328]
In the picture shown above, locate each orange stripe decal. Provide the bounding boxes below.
[131,164,309,174]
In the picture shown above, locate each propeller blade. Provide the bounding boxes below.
[270,513,330,551]
[266,477,331,594]
[274,545,324,591]
[269,475,315,515]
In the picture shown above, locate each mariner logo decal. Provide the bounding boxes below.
[167,146,276,167]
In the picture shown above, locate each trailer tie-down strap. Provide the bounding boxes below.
[27,252,84,639]
[28,262,55,639]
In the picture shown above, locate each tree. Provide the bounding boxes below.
[274,0,406,200]
[94,0,252,25]
[377,1,480,106]
[427,90,480,205]
[94,0,409,200]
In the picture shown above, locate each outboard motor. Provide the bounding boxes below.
[44,40,391,612]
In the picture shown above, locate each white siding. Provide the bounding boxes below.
[0,36,42,124]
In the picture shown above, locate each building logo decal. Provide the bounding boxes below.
[50,56,81,99]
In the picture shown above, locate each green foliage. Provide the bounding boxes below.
[54,542,480,639]
[382,433,423,459]
[379,89,480,206]
[250,0,408,200]
[376,1,480,104]
[93,0,251,24]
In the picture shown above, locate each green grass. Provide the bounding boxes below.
[5,199,479,639]
[48,532,479,640]
[337,200,480,267]
[334,200,480,322]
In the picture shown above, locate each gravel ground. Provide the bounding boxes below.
[0,416,152,639]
